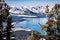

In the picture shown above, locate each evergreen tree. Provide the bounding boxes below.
[0,14,3,40]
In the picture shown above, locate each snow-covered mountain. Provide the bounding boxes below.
[9,6,45,15]
[9,6,46,18]
[9,6,25,15]
[9,6,53,15]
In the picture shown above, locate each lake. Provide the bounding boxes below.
[16,18,48,35]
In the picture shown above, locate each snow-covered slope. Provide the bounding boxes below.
[13,27,31,31]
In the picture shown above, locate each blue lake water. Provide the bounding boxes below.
[16,18,48,35]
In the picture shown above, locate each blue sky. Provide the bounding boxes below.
[5,0,60,8]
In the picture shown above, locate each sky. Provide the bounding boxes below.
[5,0,60,8]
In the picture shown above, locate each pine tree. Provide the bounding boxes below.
[0,14,3,40]
[6,17,15,40]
